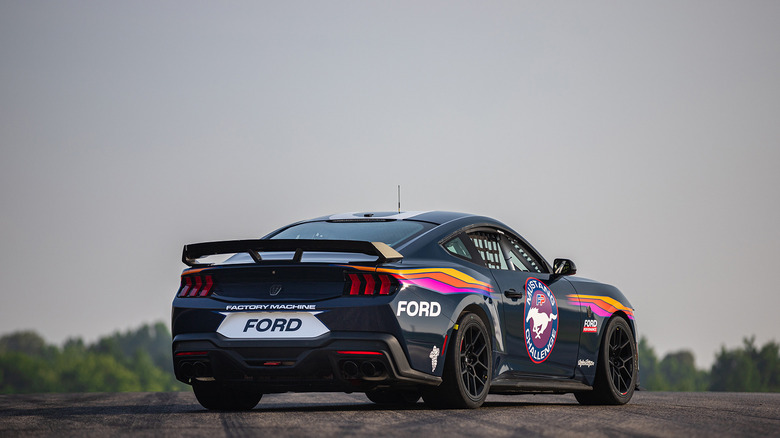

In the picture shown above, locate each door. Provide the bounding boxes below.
[468,230,582,378]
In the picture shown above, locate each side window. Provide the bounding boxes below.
[443,236,472,260]
[468,231,509,270]
[506,249,530,272]
[505,235,545,273]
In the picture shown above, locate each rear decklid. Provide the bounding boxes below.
[178,239,403,302]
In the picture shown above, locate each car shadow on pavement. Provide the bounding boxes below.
[0,398,581,417]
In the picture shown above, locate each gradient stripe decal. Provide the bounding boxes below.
[567,294,635,320]
[347,266,495,297]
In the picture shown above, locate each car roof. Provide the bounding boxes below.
[271,211,512,239]
[261,210,551,270]
[263,211,506,248]
[304,211,477,225]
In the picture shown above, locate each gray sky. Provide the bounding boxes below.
[1,1,778,368]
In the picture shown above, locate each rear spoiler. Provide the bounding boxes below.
[182,239,403,267]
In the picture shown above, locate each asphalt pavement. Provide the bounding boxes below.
[1,391,778,437]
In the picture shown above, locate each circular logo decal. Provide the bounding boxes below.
[524,278,558,363]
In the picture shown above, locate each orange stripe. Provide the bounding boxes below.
[182,267,210,276]
[341,265,495,292]
[577,298,620,314]
[569,294,635,318]
[377,267,493,288]
[574,294,633,312]
[399,272,494,292]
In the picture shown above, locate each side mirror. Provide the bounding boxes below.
[553,258,577,276]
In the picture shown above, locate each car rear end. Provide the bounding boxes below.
[171,219,443,395]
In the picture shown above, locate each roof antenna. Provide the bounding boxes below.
[397,185,401,213]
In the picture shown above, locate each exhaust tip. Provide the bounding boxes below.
[360,361,377,377]
[343,361,359,378]
[180,362,194,378]
[193,361,208,377]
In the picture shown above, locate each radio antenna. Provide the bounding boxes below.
[397,185,401,213]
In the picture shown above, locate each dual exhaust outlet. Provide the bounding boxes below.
[342,360,386,379]
[179,361,212,379]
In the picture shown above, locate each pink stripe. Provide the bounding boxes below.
[569,301,635,319]
[401,277,492,297]
[587,305,614,318]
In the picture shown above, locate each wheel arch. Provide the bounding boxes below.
[439,302,496,375]
[461,303,492,337]
[609,310,639,389]
[595,311,639,393]
[459,302,499,355]
[610,311,637,340]
[595,311,637,370]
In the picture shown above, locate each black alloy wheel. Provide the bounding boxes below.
[608,320,635,396]
[423,312,492,409]
[575,316,637,405]
[459,321,490,399]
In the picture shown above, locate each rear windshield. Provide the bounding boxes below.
[268,220,433,247]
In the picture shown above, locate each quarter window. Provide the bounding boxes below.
[443,236,473,260]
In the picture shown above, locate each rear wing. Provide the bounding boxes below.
[182,239,403,267]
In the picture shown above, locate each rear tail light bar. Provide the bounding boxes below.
[337,350,384,356]
[177,274,214,298]
[344,272,399,296]
[175,351,209,357]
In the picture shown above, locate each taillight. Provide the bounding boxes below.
[178,277,193,297]
[189,276,202,297]
[347,273,361,295]
[199,275,214,297]
[363,274,375,295]
[378,274,391,295]
[177,274,215,298]
[344,272,398,296]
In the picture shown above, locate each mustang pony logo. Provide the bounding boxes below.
[526,307,558,339]
[523,278,559,363]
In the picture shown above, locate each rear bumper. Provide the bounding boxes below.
[172,331,441,393]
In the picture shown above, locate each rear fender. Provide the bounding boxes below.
[394,285,499,378]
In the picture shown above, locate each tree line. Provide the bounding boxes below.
[639,336,780,391]
[0,322,186,393]
[0,323,778,393]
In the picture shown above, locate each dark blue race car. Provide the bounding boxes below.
[172,211,638,410]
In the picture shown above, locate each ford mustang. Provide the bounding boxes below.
[172,211,638,410]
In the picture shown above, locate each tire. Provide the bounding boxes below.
[575,317,637,405]
[422,312,492,409]
[192,380,262,411]
[365,389,421,405]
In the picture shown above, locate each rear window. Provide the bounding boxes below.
[268,220,433,247]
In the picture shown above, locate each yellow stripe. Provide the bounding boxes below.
[570,294,633,312]
[375,267,493,288]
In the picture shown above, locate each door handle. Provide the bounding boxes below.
[504,289,523,299]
